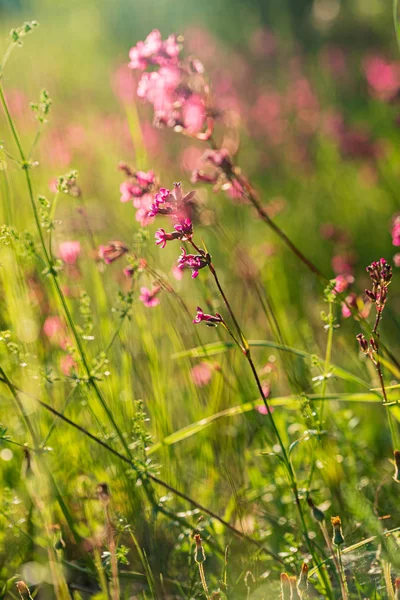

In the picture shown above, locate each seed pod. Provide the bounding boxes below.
[307,497,325,523]
[194,533,206,564]
[331,515,345,546]
[297,562,309,593]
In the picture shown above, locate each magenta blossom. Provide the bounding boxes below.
[155,219,193,248]
[99,241,128,264]
[178,247,208,278]
[149,183,195,219]
[193,306,223,326]
[392,216,400,246]
[59,241,81,265]
[139,286,161,307]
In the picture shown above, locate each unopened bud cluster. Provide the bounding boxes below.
[365,258,392,309]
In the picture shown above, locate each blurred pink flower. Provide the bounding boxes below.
[60,354,77,376]
[129,30,180,70]
[59,241,81,265]
[256,385,272,414]
[191,362,213,387]
[99,241,128,264]
[172,263,183,280]
[249,28,277,59]
[43,316,63,338]
[139,286,161,307]
[363,55,400,100]
[182,94,206,134]
[394,253,400,267]
[112,64,137,102]
[392,215,400,246]
[319,46,347,78]
[334,274,354,293]
[332,254,355,275]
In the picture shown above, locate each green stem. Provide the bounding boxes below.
[189,239,333,599]
[394,0,400,52]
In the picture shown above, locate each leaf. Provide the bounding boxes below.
[172,340,371,389]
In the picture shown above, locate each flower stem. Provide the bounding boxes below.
[0,80,131,459]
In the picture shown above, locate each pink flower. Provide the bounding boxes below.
[172,263,183,280]
[128,30,180,71]
[334,274,354,294]
[178,247,208,278]
[394,253,400,267]
[119,167,155,205]
[363,55,400,100]
[112,64,137,102]
[59,241,81,265]
[332,254,354,276]
[43,316,63,338]
[60,354,77,376]
[139,286,161,307]
[392,216,400,246]
[149,184,195,218]
[191,362,213,387]
[193,307,223,326]
[182,94,206,134]
[99,241,128,264]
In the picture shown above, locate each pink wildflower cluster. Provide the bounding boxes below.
[119,162,156,226]
[150,182,211,279]
[128,30,212,137]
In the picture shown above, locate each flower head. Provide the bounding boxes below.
[178,247,208,278]
[331,515,345,546]
[59,241,81,265]
[149,184,195,219]
[99,241,128,264]
[139,286,161,307]
[365,258,392,308]
[392,216,400,246]
[334,274,354,294]
[191,362,214,387]
[119,165,155,205]
[193,306,223,326]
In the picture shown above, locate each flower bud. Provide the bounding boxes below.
[307,497,325,522]
[356,333,368,354]
[194,533,206,564]
[331,515,345,546]
[297,563,309,593]
[97,482,111,505]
